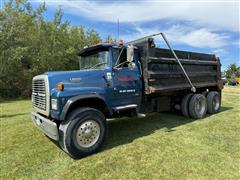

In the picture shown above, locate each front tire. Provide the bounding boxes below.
[59,107,107,159]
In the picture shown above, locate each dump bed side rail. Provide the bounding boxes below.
[128,33,196,92]
[127,33,222,94]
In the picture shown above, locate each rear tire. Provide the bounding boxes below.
[207,91,221,114]
[181,93,193,118]
[59,107,107,159]
[189,94,207,119]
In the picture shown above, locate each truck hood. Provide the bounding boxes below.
[44,69,108,95]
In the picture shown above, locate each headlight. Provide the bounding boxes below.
[51,98,58,110]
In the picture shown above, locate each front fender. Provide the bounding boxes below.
[50,85,110,120]
[59,94,111,120]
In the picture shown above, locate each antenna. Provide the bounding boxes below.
[117,18,119,42]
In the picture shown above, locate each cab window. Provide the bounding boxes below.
[112,47,127,67]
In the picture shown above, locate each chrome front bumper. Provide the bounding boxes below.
[31,112,59,141]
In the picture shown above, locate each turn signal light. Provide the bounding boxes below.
[57,83,64,91]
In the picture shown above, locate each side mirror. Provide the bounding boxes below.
[127,45,134,62]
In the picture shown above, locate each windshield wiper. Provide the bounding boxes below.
[90,62,107,69]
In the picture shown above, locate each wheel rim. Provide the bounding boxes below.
[195,97,206,115]
[76,120,100,148]
[213,95,220,111]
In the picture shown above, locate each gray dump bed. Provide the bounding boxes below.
[133,38,222,94]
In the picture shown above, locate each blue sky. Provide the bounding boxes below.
[18,1,240,70]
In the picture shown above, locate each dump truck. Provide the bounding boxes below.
[31,33,223,158]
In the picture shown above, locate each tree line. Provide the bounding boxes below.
[0,0,102,98]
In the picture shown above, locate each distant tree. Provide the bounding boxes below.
[103,35,113,43]
[225,64,240,79]
[85,28,101,46]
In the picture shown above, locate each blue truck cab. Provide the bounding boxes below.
[31,35,223,158]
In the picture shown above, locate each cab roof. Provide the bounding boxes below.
[78,42,126,56]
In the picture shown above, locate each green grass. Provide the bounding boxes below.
[1,90,240,179]
[223,85,240,94]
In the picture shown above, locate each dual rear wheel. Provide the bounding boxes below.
[181,91,220,119]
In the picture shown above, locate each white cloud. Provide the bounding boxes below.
[166,26,230,48]
[212,48,227,55]
[122,24,230,48]
[36,0,239,32]
[32,0,237,49]
[181,29,228,48]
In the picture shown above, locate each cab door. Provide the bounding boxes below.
[110,47,142,107]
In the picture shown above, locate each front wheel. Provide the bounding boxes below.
[59,107,107,159]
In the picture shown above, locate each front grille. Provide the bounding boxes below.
[32,79,46,110]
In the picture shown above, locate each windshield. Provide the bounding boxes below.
[79,48,109,70]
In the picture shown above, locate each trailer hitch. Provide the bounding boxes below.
[127,33,196,93]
